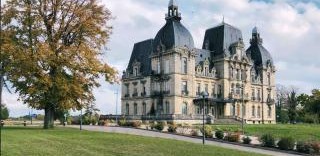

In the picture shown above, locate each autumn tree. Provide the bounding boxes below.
[2,0,116,129]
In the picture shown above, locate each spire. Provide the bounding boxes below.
[166,0,181,21]
[250,26,263,45]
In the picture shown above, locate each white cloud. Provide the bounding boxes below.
[3,0,320,117]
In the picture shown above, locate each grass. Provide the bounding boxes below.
[210,124,320,141]
[1,127,266,156]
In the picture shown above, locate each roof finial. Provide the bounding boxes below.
[222,15,225,24]
[169,0,178,7]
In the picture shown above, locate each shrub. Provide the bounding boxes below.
[296,141,312,154]
[277,137,295,150]
[154,122,165,131]
[260,134,276,147]
[132,121,142,128]
[98,120,105,126]
[200,125,212,138]
[118,119,127,127]
[215,130,224,139]
[176,123,189,135]
[167,124,177,133]
[191,129,198,136]
[242,136,252,144]
[310,142,320,154]
[224,133,240,142]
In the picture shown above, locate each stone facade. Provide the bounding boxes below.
[121,0,276,124]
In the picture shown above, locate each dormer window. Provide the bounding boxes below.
[132,60,141,77]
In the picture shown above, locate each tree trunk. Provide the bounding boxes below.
[44,106,54,129]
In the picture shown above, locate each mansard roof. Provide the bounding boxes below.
[202,23,243,58]
[127,39,154,76]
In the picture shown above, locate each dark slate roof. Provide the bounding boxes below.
[127,39,153,76]
[202,23,243,58]
[153,20,194,52]
[246,44,273,68]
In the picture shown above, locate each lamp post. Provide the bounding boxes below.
[201,91,209,145]
[241,83,245,135]
[115,87,119,124]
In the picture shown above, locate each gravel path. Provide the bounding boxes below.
[66,125,300,156]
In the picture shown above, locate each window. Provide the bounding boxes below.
[157,60,161,74]
[126,103,129,115]
[257,89,261,101]
[230,104,235,116]
[197,83,201,95]
[252,106,255,117]
[212,84,216,97]
[134,103,138,115]
[142,103,146,115]
[236,84,240,95]
[165,101,170,114]
[181,81,188,95]
[236,69,240,80]
[231,83,235,94]
[242,105,246,116]
[133,67,138,76]
[230,68,234,79]
[125,84,130,96]
[257,106,261,118]
[196,106,201,114]
[182,103,188,115]
[268,73,271,85]
[218,85,222,97]
[204,67,208,76]
[181,57,187,74]
[205,84,208,93]
[252,88,255,100]
[268,106,272,118]
[165,60,170,74]
[164,81,170,93]
[241,70,245,80]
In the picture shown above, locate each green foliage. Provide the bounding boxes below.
[224,133,240,142]
[167,124,177,133]
[0,104,9,120]
[200,125,212,138]
[310,142,320,154]
[154,122,165,131]
[287,90,298,124]
[302,114,319,124]
[242,136,252,144]
[215,130,224,139]
[277,137,295,150]
[296,141,312,154]
[3,0,116,129]
[132,121,142,128]
[260,134,276,147]
[118,119,127,127]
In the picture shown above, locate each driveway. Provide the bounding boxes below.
[66,125,300,156]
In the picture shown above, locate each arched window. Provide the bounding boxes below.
[252,106,255,117]
[165,101,170,114]
[182,103,188,115]
[134,103,138,115]
[181,57,187,74]
[230,104,235,116]
[126,103,129,115]
[257,106,261,118]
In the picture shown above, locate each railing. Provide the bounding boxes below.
[132,92,138,97]
[124,94,130,98]
[141,92,147,97]
[181,90,189,96]
[100,114,214,121]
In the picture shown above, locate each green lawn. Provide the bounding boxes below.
[210,124,320,141]
[1,127,266,156]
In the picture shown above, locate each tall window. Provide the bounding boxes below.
[133,67,138,76]
[236,69,240,80]
[205,84,208,93]
[218,85,222,97]
[134,103,138,115]
[257,89,261,101]
[165,101,170,114]
[268,106,272,118]
[126,103,129,115]
[268,73,271,85]
[181,57,187,74]
[257,106,261,118]
[197,83,201,95]
[125,84,130,95]
[252,88,255,100]
[236,84,240,95]
[212,84,216,97]
[142,103,146,115]
[157,60,161,74]
[242,105,246,116]
[182,103,188,115]
[230,68,234,79]
[231,83,235,94]
[230,104,235,116]
[181,81,188,95]
[165,60,170,74]
[204,67,208,76]
[252,106,255,117]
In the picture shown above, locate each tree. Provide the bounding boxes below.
[2,0,116,129]
[275,84,289,123]
[287,89,298,124]
[0,104,9,120]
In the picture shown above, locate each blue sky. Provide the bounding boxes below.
[3,0,320,117]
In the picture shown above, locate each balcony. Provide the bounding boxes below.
[163,90,170,95]
[267,98,275,105]
[141,92,147,97]
[229,93,250,101]
[132,92,138,97]
[124,94,130,98]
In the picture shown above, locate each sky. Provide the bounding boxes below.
[2,0,320,117]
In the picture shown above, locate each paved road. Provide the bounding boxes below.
[66,125,299,156]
